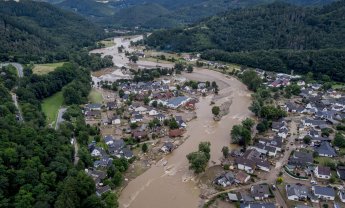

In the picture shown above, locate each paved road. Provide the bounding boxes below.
[55,107,67,130]
[0,62,24,78]
[11,93,24,122]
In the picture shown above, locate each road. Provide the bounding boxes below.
[55,107,67,130]
[11,93,24,122]
[0,62,24,78]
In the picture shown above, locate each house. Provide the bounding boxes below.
[227,193,239,201]
[118,147,133,159]
[135,106,148,114]
[111,116,121,125]
[288,151,313,167]
[250,184,271,200]
[108,139,125,155]
[286,184,308,201]
[235,171,250,184]
[166,96,190,109]
[251,143,277,157]
[160,142,174,153]
[148,109,159,116]
[96,185,111,196]
[312,186,335,200]
[215,172,235,187]
[131,114,143,123]
[86,103,102,111]
[278,129,289,139]
[104,135,114,146]
[337,166,345,180]
[314,142,337,157]
[91,147,104,157]
[85,110,101,119]
[240,202,275,208]
[155,113,166,122]
[169,129,184,137]
[175,116,187,128]
[106,101,117,110]
[338,190,345,203]
[236,158,256,174]
[314,166,331,179]
[94,156,113,168]
[132,130,148,141]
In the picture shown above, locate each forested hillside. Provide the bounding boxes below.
[53,0,336,28]
[0,0,104,63]
[146,1,345,81]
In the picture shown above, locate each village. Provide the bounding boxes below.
[205,69,345,208]
[84,35,345,208]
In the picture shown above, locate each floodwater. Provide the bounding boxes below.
[119,69,252,208]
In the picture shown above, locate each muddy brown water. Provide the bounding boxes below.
[119,69,252,208]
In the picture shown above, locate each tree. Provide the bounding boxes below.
[333,132,345,148]
[242,118,254,130]
[212,106,220,117]
[142,143,148,153]
[231,124,251,147]
[187,65,193,73]
[222,146,229,158]
[198,142,211,160]
[169,118,179,129]
[241,70,262,91]
[151,100,158,108]
[129,55,138,63]
[303,136,311,145]
[143,97,150,105]
[103,193,118,208]
[187,152,208,174]
[118,89,125,98]
[276,177,283,184]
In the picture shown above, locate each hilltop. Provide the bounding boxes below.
[0,0,104,62]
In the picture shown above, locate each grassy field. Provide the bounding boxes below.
[98,39,115,47]
[42,91,64,125]
[33,62,66,75]
[88,89,103,104]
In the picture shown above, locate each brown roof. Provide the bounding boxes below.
[235,171,249,183]
[132,130,148,139]
[169,129,184,137]
[317,166,331,176]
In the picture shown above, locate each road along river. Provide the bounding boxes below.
[119,69,252,208]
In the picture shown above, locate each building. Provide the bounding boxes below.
[250,184,271,200]
[314,142,337,157]
[286,184,308,201]
[312,186,335,200]
[337,166,345,180]
[314,166,331,179]
[166,96,190,109]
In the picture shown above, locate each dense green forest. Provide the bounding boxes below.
[0,0,105,63]
[54,0,336,28]
[146,1,345,81]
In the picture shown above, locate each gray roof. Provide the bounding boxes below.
[286,184,308,198]
[240,202,276,208]
[313,186,335,197]
[167,96,189,106]
[251,184,270,197]
[314,142,337,157]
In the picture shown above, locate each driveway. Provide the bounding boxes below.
[0,62,24,78]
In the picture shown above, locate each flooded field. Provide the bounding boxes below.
[119,69,252,208]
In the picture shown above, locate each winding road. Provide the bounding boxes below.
[1,62,25,122]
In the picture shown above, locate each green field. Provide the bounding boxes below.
[42,91,64,125]
[33,62,66,75]
[88,89,103,104]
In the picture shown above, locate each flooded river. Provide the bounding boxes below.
[90,35,252,208]
[119,69,252,208]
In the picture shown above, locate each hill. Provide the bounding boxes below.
[109,3,170,27]
[57,0,116,19]
[52,0,337,28]
[0,0,104,62]
[146,1,345,81]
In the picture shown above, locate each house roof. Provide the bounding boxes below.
[235,171,249,183]
[317,166,331,176]
[251,184,270,197]
[286,184,308,198]
[240,202,276,208]
[169,129,184,137]
[96,185,111,195]
[315,142,337,156]
[337,166,345,180]
[235,158,256,169]
[313,186,335,197]
[167,96,189,107]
